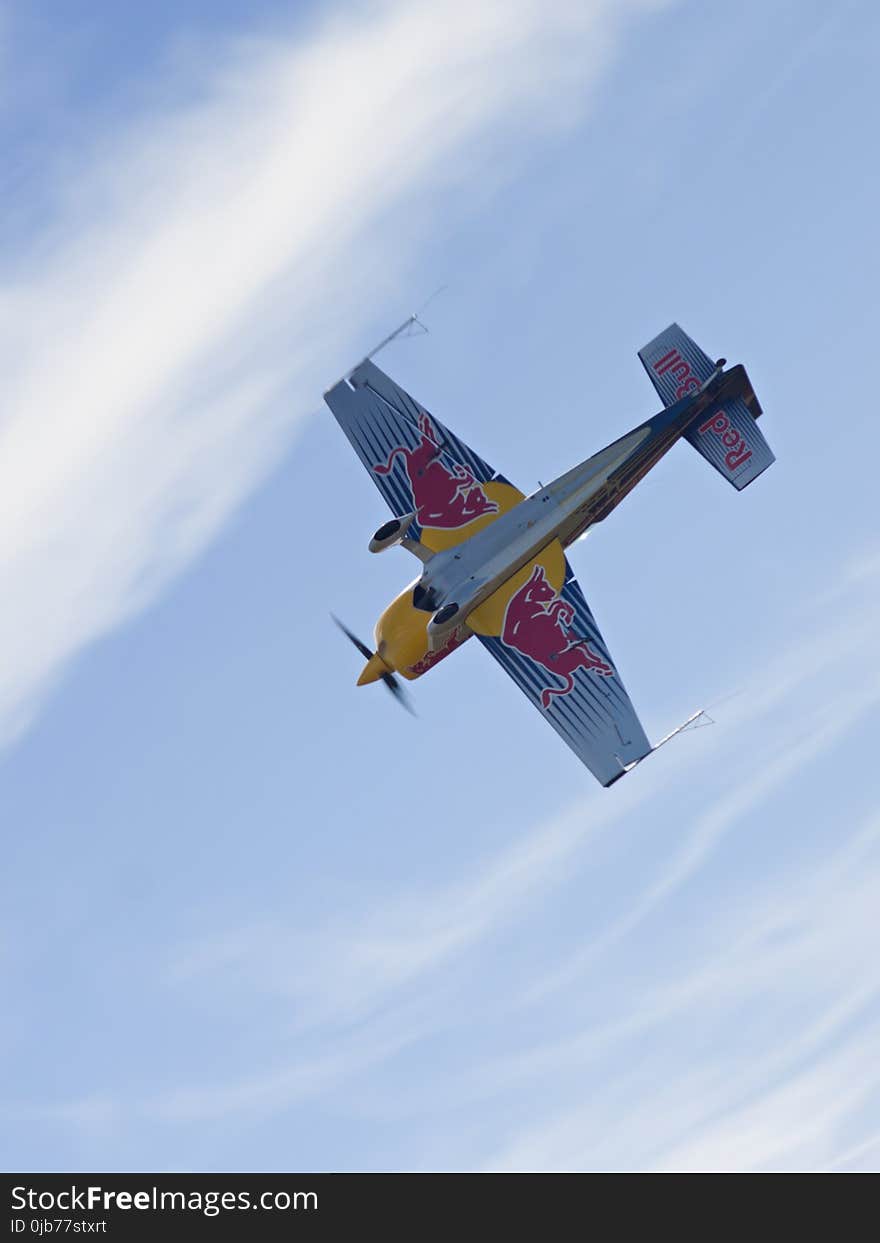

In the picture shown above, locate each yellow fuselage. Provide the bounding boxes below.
[356,477,573,688]
[357,582,438,684]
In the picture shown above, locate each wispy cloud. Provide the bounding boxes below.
[8,0,878,1173]
[149,550,880,1153]
[162,564,879,1049]
[485,806,880,1169]
[8,553,879,1165]
[167,772,650,1030]
[0,0,644,745]
[480,561,880,1170]
[525,660,880,1006]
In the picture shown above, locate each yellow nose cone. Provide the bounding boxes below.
[374,585,430,679]
[357,653,391,686]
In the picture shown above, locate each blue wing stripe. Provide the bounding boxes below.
[350,398,427,538]
[361,376,494,484]
[480,637,585,750]
[345,412,418,532]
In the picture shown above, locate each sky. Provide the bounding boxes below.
[1,0,879,1173]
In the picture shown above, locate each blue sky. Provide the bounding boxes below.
[2,0,879,1172]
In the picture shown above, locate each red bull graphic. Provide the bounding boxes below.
[374,412,499,529]
[501,564,613,708]
[405,624,470,678]
[697,410,753,472]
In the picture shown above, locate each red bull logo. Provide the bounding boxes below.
[374,412,499,529]
[652,348,703,399]
[501,564,613,709]
[405,624,470,678]
[697,410,753,472]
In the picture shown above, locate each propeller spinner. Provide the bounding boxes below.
[331,615,415,715]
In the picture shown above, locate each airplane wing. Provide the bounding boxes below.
[324,360,517,551]
[475,559,652,786]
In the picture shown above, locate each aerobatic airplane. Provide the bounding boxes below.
[324,323,774,786]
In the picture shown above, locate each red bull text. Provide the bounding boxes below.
[697,410,753,472]
[652,347,703,399]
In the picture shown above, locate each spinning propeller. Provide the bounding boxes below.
[331,615,415,715]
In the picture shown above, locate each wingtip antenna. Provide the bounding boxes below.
[613,708,714,780]
[416,283,448,318]
[652,708,714,753]
[361,313,421,365]
[331,287,448,388]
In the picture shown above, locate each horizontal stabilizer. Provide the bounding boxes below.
[639,323,775,491]
[639,322,717,406]
[684,396,775,490]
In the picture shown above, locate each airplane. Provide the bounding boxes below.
[324,323,774,787]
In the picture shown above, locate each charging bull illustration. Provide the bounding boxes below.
[502,564,613,708]
[374,412,499,529]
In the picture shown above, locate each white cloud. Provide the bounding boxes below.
[256,554,880,1042]
[478,573,880,1171]
[486,806,880,1171]
[152,551,880,1148]
[167,772,651,1029]
[146,1016,418,1125]
[8,549,880,1161]
[525,659,880,1006]
[0,0,645,744]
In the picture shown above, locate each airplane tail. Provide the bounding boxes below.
[638,323,775,491]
